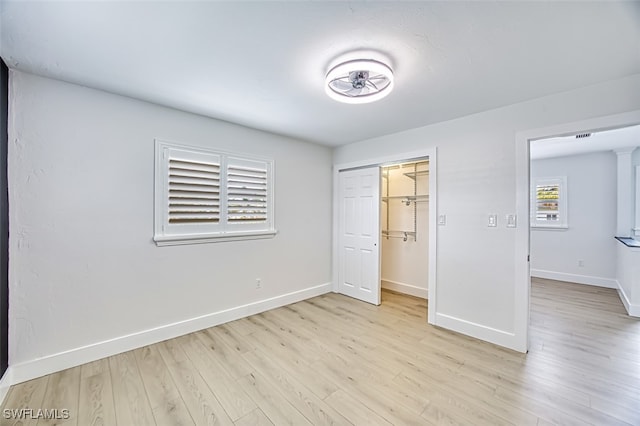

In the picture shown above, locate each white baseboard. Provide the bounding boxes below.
[8,282,332,387]
[0,369,12,406]
[616,280,640,317]
[434,312,524,353]
[381,279,428,299]
[531,269,617,289]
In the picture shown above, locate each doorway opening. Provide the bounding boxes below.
[334,149,436,324]
[529,125,640,313]
[515,111,640,352]
[380,160,429,300]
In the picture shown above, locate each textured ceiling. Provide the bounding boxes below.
[1,1,639,146]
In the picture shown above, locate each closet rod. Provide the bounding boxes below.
[384,234,409,241]
[382,230,416,242]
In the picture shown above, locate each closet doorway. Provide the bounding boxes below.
[335,151,435,319]
[380,160,429,299]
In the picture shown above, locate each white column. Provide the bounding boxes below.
[615,148,635,237]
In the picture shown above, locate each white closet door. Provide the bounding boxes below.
[338,167,381,305]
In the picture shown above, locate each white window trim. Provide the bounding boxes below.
[531,176,568,230]
[154,139,277,246]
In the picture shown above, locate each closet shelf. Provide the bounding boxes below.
[382,160,428,243]
[381,195,429,205]
[403,170,429,180]
[382,230,416,235]
[382,230,416,242]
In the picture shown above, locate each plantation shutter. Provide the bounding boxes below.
[168,158,220,224]
[531,177,567,229]
[226,157,270,227]
[535,183,560,223]
[154,140,275,245]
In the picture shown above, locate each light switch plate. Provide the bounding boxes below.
[438,215,446,226]
[506,214,517,228]
[488,214,497,227]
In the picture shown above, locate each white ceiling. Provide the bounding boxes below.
[530,124,640,160]
[1,1,639,147]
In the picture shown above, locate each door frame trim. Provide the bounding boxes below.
[515,109,640,352]
[332,147,438,323]
[0,60,8,377]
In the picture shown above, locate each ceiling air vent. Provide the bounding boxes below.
[575,133,591,139]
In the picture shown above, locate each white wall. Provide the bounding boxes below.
[617,241,640,317]
[618,146,640,317]
[334,73,640,351]
[530,151,617,288]
[381,164,429,298]
[8,71,333,381]
[634,149,640,236]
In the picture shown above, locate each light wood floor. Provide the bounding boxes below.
[2,278,639,425]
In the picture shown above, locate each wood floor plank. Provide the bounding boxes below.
[233,408,273,426]
[155,338,234,426]
[324,389,392,426]
[0,376,49,426]
[219,317,339,400]
[241,349,350,425]
[2,278,639,425]
[34,366,80,426]
[590,393,640,426]
[311,356,432,425]
[159,359,234,426]
[244,314,324,365]
[195,330,253,380]
[108,351,155,426]
[177,334,256,421]
[236,371,312,426]
[80,358,110,380]
[207,323,252,354]
[413,331,594,413]
[261,307,401,381]
[134,345,195,426]
[157,336,191,365]
[241,327,339,400]
[395,364,532,426]
[78,367,117,426]
[225,317,263,337]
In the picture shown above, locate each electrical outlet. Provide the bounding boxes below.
[256,278,262,289]
[488,214,497,227]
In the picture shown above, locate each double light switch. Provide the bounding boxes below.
[488,214,517,228]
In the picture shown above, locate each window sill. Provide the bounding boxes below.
[154,229,277,246]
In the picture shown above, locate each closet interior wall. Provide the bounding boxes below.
[381,161,429,299]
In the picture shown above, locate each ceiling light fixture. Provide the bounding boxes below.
[325,59,394,104]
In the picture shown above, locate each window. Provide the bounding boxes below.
[154,140,276,245]
[531,176,568,229]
